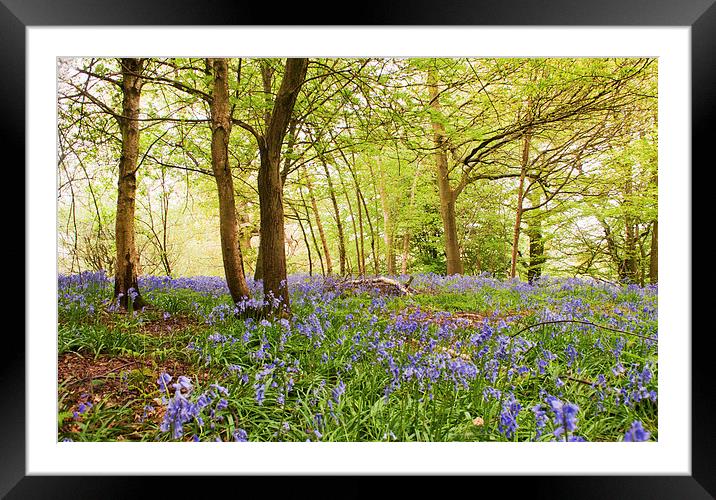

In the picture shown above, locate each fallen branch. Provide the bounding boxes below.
[338,276,415,296]
[509,319,657,342]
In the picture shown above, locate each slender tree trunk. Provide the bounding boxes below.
[602,220,629,283]
[299,182,324,275]
[649,168,658,284]
[253,61,274,284]
[159,170,172,276]
[510,130,531,279]
[356,184,366,275]
[303,165,333,274]
[525,178,546,283]
[400,163,421,274]
[291,203,312,276]
[380,194,395,275]
[358,186,378,275]
[236,206,253,270]
[623,172,639,284]
[114,58,147,310]
[209,58,250,304]
[637,225,646,287]
[338,165,362,276]
[257,58,309,313]
[376,160,396,275]
[427,65,463,275]
[321,157,346,275]
[649,220,658,284]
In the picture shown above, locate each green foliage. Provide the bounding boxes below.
[57,56,657,282]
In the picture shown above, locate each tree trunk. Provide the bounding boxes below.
[427,65,463,275]
[236,206,253,271]
[356,183,366,275]
[337,165,362,276]
[526,181,545,284]
[400,163,421,274]
[113,58,147,310]
[357,185,378,275]
[303,165,333,275]
[321,157,346,275]
[291,203,312,276]
[623,173,639,284]
[209,58,250,304]
[376,161,396,275]
[258,150,289,308]
[299,182,324,275]
[649,167,658,284]
[257,58,309,313]
[649,220,658,284]
[510,130,531,279]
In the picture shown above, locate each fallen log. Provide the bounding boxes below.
[338,276,415,296]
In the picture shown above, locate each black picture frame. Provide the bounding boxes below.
[7,0,711,497]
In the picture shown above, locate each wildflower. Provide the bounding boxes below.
[546,396,579,440]
[331,380,346,404]
[255,384,266,405]
[498,393,522,439]
[532,404,548,439]
[233,429,248,442]
[624,421,651,442]
[78,401,93,414]
[173,376,193,395]
[157,372,172,393]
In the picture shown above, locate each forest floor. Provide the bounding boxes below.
[57,272,658,443]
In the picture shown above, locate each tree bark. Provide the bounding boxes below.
[400,163,421,274]
[357,182,378,275]
[113,58,147,310]
[649,168,658,284]
[257,58,309,313]
[338,164,362,276]
[303,165,333,275]
[622,171,639,284]
[290,202,313,276]
[299,182,324,275]
[427,65,463,275]
[209,58,250,304]
[649,220,658,284]
[510,130,531,279]
[376,160,396,275]
[321,157,346,275]
[526,186,546,284]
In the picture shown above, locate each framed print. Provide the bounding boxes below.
[8,0,713,497]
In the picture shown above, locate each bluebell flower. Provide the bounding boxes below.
[157,372,172,393]
[624,421,650,442]
[233,429,248,442]
[498,393,522,439]
[532,404,548,439]
[546,396,579,440]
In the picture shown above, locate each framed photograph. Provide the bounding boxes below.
[10,0,711,497]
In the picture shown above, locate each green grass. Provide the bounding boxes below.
[57,275,658,443]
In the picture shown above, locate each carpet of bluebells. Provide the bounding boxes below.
[58,271,657,443]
